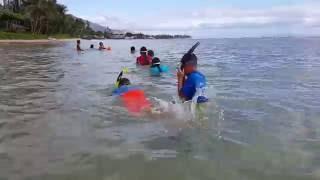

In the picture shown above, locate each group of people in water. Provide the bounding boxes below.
[76,39,208,116]
[132,46,169,76]
[114,43,208,115]
[76,40,111,51]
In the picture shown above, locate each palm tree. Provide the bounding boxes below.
[24,0,56,34]
[2,0,90,36]
[53,4,66,34]
[25,0,44,33]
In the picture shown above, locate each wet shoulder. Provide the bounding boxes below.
[112,86,139,96]
[150,67,160,75]
[188,71,206,81]
[160,65,169,72]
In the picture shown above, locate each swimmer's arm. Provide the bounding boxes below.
[177,72,186,100]
[178,80,184,99]
[77,46,84,51]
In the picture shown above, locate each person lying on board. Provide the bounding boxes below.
[113,78,151,115]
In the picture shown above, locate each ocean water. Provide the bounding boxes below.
[0,38,320,180]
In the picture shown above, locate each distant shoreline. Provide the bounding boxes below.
[0,38,190,44]
[1,36,319,44]
[0,39,77,44]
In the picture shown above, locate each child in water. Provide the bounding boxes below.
[130,46,136,54]
[113,77,185,120]
[113,78,151,115]
[76,40,83,51]
[112,71,195,123]
[99,42,106,50]
[150,57,169,76]
[177,43,208,103]
[136,46,152,65]
[147,50,154,58]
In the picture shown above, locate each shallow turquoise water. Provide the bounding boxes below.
[0,38,320,180]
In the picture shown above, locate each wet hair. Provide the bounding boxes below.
[118,78,131,87]
[180,42,200,70]
[151,57,162,72]
[99,42,104,46]
[147,50,154,57]
[90,44,94,48]
[140,46,147,55]
[181,53,197,69]
[130,46,135,52]
[77,40,80,44]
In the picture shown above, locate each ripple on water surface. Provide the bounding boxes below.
[0,38,320,180]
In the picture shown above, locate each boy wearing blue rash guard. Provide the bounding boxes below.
[177,44,208,103]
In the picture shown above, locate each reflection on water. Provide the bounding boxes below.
[0,38,320,180]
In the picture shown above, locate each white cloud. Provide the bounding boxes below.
[83,2,320,37]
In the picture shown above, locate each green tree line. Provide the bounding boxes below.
[0,0,95,37]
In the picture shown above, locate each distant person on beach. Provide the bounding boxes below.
[177,43,208,103]
[147,50,154,58]
[76,40,83,51]
[150,57,169,76]
[136,46,152,65]
[130,46,136,53]
[99,42,106,50]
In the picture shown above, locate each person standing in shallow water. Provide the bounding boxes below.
[136,46,152,65]
[76,40,83,51]
[177,46,208,103]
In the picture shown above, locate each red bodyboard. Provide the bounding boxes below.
[121,90,151,114]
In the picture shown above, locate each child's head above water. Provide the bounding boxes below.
[140,46,147,55]
[151,57,161,67]
[77,40,80,44]
[147,50,154,57]
[180,53,198,74]
[131,46,135,52]
[118,78,131,87]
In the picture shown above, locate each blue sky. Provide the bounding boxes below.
[58,0,320,38]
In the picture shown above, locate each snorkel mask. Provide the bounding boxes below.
[115,68,129,88]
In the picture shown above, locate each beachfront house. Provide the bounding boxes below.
[110,30,126,39]
[2,0,22,11]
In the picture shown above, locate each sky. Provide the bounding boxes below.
[57,0,319,37]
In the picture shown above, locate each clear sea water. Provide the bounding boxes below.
[0,38,320,180]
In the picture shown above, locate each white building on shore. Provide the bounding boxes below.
[2,0,22,9]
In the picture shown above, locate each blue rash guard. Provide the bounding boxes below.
[150,65,169,76]
[181,71,208,103]
[112,85,139,96]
